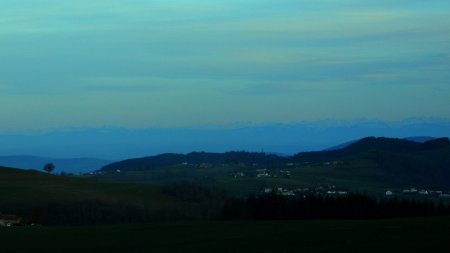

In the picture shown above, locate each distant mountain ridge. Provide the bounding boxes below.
[1,118,449,160]
[0,156,113,174]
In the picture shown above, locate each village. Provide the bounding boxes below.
[231,168,292,179]
[385,188,450,198]
[229,166,450,200]
[258,184,450,200]
[260,185,349,198]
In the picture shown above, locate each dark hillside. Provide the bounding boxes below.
[101,137,450,172]
[0,166,226,225]
[292,137,449,162]
[293,137,450,187]
[98,137,450,189]
[101,151,287,172]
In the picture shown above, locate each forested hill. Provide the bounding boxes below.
[293,137,450,187]
[100,137,450,174]
[101,151,287,171]
[292,137,450,162]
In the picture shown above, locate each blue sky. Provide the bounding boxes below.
[1,0,449,131]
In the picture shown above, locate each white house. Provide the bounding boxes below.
[0,214,22,227]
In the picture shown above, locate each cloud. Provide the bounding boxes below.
[0,0,449,129]
[80,77,172,92]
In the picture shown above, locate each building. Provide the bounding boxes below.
[0,214,22,227]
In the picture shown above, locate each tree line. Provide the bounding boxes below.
[221,193,450,220]
[4,184,450,226]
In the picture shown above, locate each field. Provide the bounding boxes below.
[89,160,392,196]
[1,217,449,253]
[1,165,449,252]
[0,166,224,224]
[94,138,450,196]
[0,166,180,210]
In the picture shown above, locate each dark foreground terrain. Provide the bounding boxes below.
[1,217,449,253]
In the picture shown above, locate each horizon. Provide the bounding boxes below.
[1,118,449,160]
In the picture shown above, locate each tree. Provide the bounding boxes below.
[43,163,55,174]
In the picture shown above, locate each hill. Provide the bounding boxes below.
[291,137,450,187]
[325,136,438,151]
[0,166,226,225]
[98,137,450,191]
[293,137,450,162]
[101,151,286,172]
[0,156,112,174]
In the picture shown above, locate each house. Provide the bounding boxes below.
[264,188,273,194]
[0,214,22,227]
[281,190,296,196]
[256,169,270,178]
[418,190,429,195]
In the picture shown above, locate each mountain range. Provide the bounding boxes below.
[1,118,449,160]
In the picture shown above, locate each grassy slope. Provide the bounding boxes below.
[1,217,449,253]
[95,138,450,195]
[94,145,450,196]
[0,166,183,212]
[90,160,392,196]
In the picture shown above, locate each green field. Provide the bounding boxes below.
[2,165,449,252]
[1,217,449,253]
[0,166,232,225]
[89,160,392,196]
[0,166,180,210]
[94,138,450,195]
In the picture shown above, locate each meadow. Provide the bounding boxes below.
[1,161,449,252]
[1,217,449,253]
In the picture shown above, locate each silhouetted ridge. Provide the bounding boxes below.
[346,137,421,152]
[421,137,450,149]
[352,137,449,151]
[292,137,450,162]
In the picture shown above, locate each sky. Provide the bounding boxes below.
[1,0,450,132]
